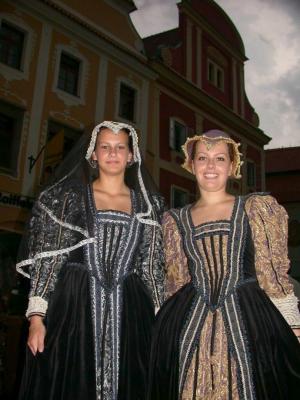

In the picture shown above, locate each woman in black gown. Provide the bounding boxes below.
[148,130,300,400]
[17,121,165,400]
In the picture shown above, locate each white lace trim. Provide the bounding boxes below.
[270,293,300,327]
[16,238,95,278]
[26,296,48,318]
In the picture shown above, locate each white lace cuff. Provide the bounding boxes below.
[270,293,300,327]
[26,296,48,318]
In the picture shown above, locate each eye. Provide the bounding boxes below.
[100,144,109,150]
[216,156,225,161]
[118,144,126,150]
[198,156,206,161]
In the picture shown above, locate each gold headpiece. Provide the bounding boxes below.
[181,130,243,179]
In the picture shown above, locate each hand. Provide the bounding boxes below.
[27,315,46,355]
[292,327,300,342]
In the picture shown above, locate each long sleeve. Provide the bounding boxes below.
[163,211,190,299]
[245,194,300,328]
[18,189,86,318]
[136,194,166,309]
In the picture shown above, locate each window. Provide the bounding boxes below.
[41,121,82,184]
[169,119,187,153]
[118,83,136,122]
[247,161,256,187]
[171,186,189,208]
[0,101,23,176]
[58,52,80,96]
[207,59,224,91]
[0,21,25,69]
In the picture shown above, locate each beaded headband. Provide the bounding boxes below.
[181,130,243,179]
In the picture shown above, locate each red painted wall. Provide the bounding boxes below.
[159,92,196,161]
[201,33,232,107]
[160,168,196,205]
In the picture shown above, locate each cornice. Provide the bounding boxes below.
[152,61,270,146]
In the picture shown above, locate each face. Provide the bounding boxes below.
[92,128,133,175]
[191,140,233,193]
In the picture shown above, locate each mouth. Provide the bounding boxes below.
[203,173,218,179]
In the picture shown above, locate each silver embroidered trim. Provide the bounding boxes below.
[16,238,95,277]
[270,293,300,327]
[38,200,90,237]
[26,296,48,318]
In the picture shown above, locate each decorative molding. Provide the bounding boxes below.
[0,81,27,107]
[49,110,85,130]
[207,46,228,67]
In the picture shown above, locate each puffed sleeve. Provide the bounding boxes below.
[163,211,190,299]
[135,194,166,310]
[245,194,300,328]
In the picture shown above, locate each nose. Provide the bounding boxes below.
[108,147,117,156]
[207,158,215,168]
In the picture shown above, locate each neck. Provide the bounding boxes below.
[197,189,231,206]
[93,173,128,195]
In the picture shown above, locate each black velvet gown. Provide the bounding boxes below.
[18,187,165,400]
[148,195,300,400]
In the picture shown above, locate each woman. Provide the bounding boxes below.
[148,130,300,400]
[17,121,165,400]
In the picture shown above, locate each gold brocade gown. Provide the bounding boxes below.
[148,194,300,400]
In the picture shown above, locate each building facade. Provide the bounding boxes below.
[144,0,270,206]
[266,147,300,279]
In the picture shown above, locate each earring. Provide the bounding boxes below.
[126,160,134,168]
[90,160,98,169]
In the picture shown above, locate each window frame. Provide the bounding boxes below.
[170,185,189,208]
[0,101,24,178]
[57,51,81,97]
[0,20,25,70]
[0,15,33,81]
[53,45,87,106]
[169,117,188,154]
[116,80,138,124]
[246,160,256,188]
[207,58,225,91]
